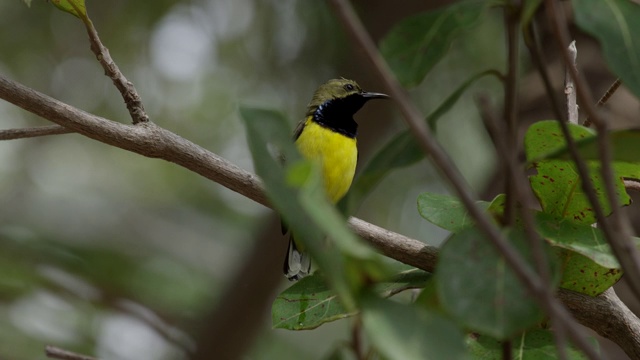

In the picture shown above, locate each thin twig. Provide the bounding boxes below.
[545,0,640,304]
[503,2,520,227]
[0,125,72,140]
[476,95,568,360]
[77,11,148,124]
[45,345,98,360]
[565,40,578,124]
[584,78,622,128]
[523,21,565,122]
[326,1,599,358]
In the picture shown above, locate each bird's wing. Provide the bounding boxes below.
[292,117,308,141]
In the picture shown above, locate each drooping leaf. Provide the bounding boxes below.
[362,296,466,360]
[379,0,486,87]
[467,329,595,359]
[573,0,640,99]
[535,212,618,268]
[50,0,86,18]
[436,228,551,339]
[272,270,431,330]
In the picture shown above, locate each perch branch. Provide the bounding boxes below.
[1,70,640,357]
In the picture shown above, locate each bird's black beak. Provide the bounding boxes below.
[360,91,390,100]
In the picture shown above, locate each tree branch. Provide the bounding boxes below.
[0,124,71,140]
[1,70,640,357]
[565,40,579,125]
[45,345,98,360]
[78,10,148,124]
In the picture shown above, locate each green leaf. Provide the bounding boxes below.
[560,130,640,164]
[362,296,466,360]
[417,192,494,232]
[573,0,640,99]
[241,106,368,310]
[379,0,486,87]
[272,273,354,330]
[524,121,595,162]
[535,212,618,268]
[21,0,32,7]
[272,270,431,330]
[529,160,629,224]
[50,0,86,18]
[555,248,622,296]
[467,329,594,359]
[526,121,640,171]
[436,228,550,339]
[521,0,543,28]
[524,120,633,223]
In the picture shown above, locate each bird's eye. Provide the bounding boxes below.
[343,84,355,91]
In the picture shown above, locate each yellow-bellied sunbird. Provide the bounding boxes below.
[284,78,389,281]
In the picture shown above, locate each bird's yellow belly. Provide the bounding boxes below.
[295,120,357,204]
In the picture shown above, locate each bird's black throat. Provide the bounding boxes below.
[310,94,370,139]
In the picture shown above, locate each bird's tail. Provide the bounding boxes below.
[284,234,311,281]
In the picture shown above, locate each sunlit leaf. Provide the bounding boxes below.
[380,0,486,87]
[555,249,622,296]
[437,228,552,339]
[524,121,595,162]
[525,122,631,223]
[362,296,466,360]
[573,0,640,98]
[50,0,86,18]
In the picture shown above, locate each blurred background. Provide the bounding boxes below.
[1,0,637,359]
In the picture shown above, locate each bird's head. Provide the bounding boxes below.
[307,78,389,117]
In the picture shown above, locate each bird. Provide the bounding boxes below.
[284,78,389,281]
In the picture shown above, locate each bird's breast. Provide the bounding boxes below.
[295,119,357,203]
